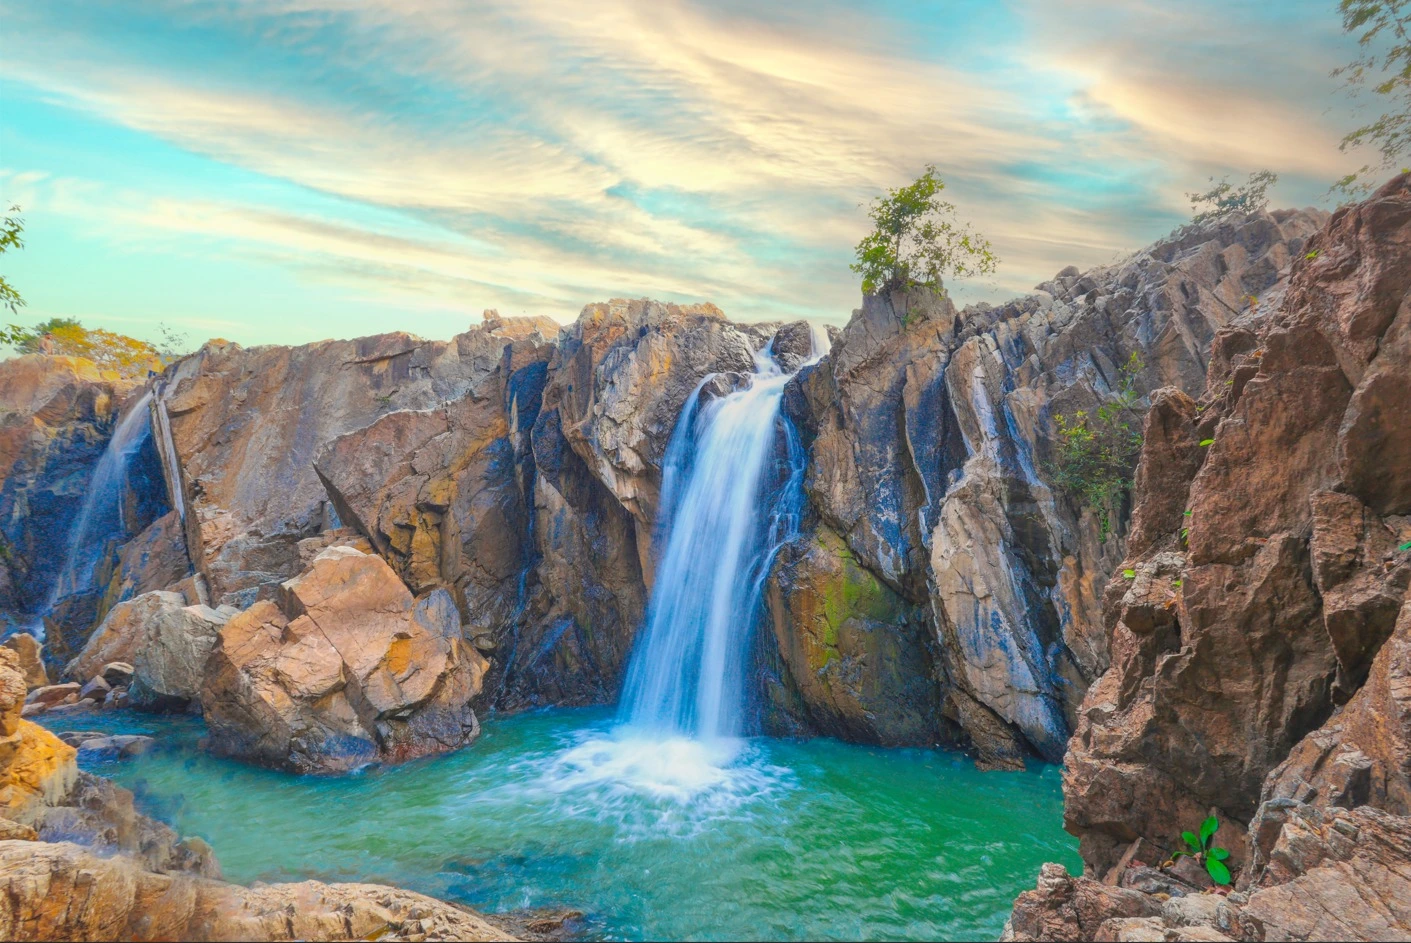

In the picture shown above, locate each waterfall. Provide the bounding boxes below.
[617,327,830,741]
[31,391,154,640]
[151,380,186,522]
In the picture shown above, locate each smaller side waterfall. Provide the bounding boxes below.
[151,380,186,523]
[32,391,154,640]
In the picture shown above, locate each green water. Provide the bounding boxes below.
[41,708,1076,941]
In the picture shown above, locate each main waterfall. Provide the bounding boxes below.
[618,327,828,741]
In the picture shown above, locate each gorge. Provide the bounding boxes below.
[0,176,1408,941]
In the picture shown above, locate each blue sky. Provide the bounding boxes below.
[0,0,1373,347]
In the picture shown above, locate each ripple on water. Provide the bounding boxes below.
[38,708,1078,942]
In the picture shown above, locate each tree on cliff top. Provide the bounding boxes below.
[852,165,998,295]
[1332,0,1411,196]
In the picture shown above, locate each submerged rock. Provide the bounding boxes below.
[202,546,488,773]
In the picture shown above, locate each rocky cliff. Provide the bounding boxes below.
[1004,173,1411,940]
[0,202,1338,776]
[769,206,1325,766]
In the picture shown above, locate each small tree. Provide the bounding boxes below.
[1331,0,1411,196]
[1187,171,1278,224]
[852,165,998,295]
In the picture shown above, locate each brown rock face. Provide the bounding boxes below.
[1007,175,1411,942]
[202,547,488,772]
[315,324,553,650]
[778,208,1325,762]
[0,635,46,689]
[1062,176,1411,877]
[0,651,76,822]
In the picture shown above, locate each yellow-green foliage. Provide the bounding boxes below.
[12,317,165,378]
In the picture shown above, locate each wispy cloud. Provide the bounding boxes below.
[0,0,1365,343]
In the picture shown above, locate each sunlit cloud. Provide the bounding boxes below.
[0,0,1367,345]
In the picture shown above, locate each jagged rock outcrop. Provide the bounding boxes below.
[776,207,1326,765]
[202,546,488,772]
[155,316,555,608]
[314,320,554,654]
[0,650,75,821]
[1006,174,1411,941]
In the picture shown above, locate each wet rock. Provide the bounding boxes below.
[0,634,47,689]
[0,356,142,619]
[73,735,154,761]
[202,547,488,773]
[23,684,79,708]
[762,525,943,746]
[78,676,110,701]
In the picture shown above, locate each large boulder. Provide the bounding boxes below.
[69,590,230,710]
[0,650,76,822]
[763,525,944,746]
[202,547,488,773]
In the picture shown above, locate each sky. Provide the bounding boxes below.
[0,0,1377,348]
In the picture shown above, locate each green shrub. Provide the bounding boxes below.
[1167,814,1233,886]
[1047,352,1144,540]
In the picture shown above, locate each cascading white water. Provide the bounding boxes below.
[534,325,831,802]
[619,327,831,741]
[30,391,154,640]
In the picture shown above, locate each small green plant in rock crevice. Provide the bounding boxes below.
[1046,351,1145,541]
[1165,814,1233,886]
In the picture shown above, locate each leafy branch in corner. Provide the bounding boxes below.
[852,165,998,295]
[1331,0,1411,197]
[1046,352,1145,541]
[0,204,27,344]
